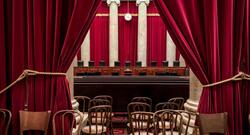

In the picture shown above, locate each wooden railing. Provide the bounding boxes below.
[74,67,188,76]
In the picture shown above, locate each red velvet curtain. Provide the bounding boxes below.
[155,0,249,134]
[118,2,138,66]
[90,2,109,66]
[0,0,101,134]
[147,3,166,66]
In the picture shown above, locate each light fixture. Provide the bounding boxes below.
[124,0,132,21]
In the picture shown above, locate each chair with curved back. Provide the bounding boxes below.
[131,97,152,107]
[53,110,83,135]
[127,102,152,132]
[94,95,113,106]
[154,109,183,135]
[128,111,154,135]
[74,96,91,113]
[155,102,180,111]
[0,109,12,135]
[178,110,199,135]
[198,112,228,135]
[168,97,185,110]
[19,110,51,135]
[127,102,152,116]
[88,99,111,109]
[82,105,112,135]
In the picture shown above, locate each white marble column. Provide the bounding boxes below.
[81,30,90,67]
[184,70,203,112]
[137,0,149,67]
[179,55,186,67]
[183,70,203,134]
[107,0,120,67]
[166,32,176,67]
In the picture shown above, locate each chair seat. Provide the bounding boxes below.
[132,114,153,119]
[158,131,182,135]
[91,117,107,123]
[155,121,172,129]
[82,125,107,134]
[129,131,154,135]
[127,122,153,129]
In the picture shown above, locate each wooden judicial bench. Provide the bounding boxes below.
[74,67,189,112]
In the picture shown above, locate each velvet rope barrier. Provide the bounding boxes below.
[0,69,66,95]
[203,72,250,88]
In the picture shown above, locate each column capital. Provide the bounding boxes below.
[107,0,120,6]
[136,0,150,6]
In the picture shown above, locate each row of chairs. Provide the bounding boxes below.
[0,107,229,135]
[74,95,114,135]
[0,109,83,135]
[128,110,229,135]
[129,96,185,111]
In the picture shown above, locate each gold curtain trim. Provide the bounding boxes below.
[203,72,250,88]
[0,69,66,95]
[95,13,160,17]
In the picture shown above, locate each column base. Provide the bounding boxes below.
[182,99,199,135]
[184,99,199,113]
[71,99,79,110]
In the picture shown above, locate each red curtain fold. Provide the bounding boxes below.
[77,50,81,60]
[154,0,249,134]
[0,0,101,134]
[118,2,138,66]
[90,2,109,66]
[147,3,166,67]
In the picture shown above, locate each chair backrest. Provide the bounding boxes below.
[155,102,179,111]
[74,96,90,112]
[154,109,183,135]
[94,95,113,105]
[19,110,51,135]
[168,97,185,110]
[53,110,83,135]
[89,98,111,109]
[198,112,228,135]
[127,102,151,122]
[128,102,151,114]
[86,105,112,134]
[131,97,152,107]
[178,110,199,135]
[0,109,12,135]
[129,111,154,135]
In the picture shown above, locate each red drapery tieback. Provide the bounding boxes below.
[0,69,66,95]
[203,72,250,88]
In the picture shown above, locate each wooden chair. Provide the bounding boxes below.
[127,102,152,116]
[155,102,179,111]
[154,109,183,135]
[82,105,112,135]
[198,112,228,135]
[0,109,12,135]
[168,97,185,110]
[127,102,152,131]
[131,97,152,107]
[74,96,90,113]
[89,99,111,109]
[178,110,199,135]
[128,111,154,135]
[53,110,83,135]
[94,95,113,106]
[19,110,51,135]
